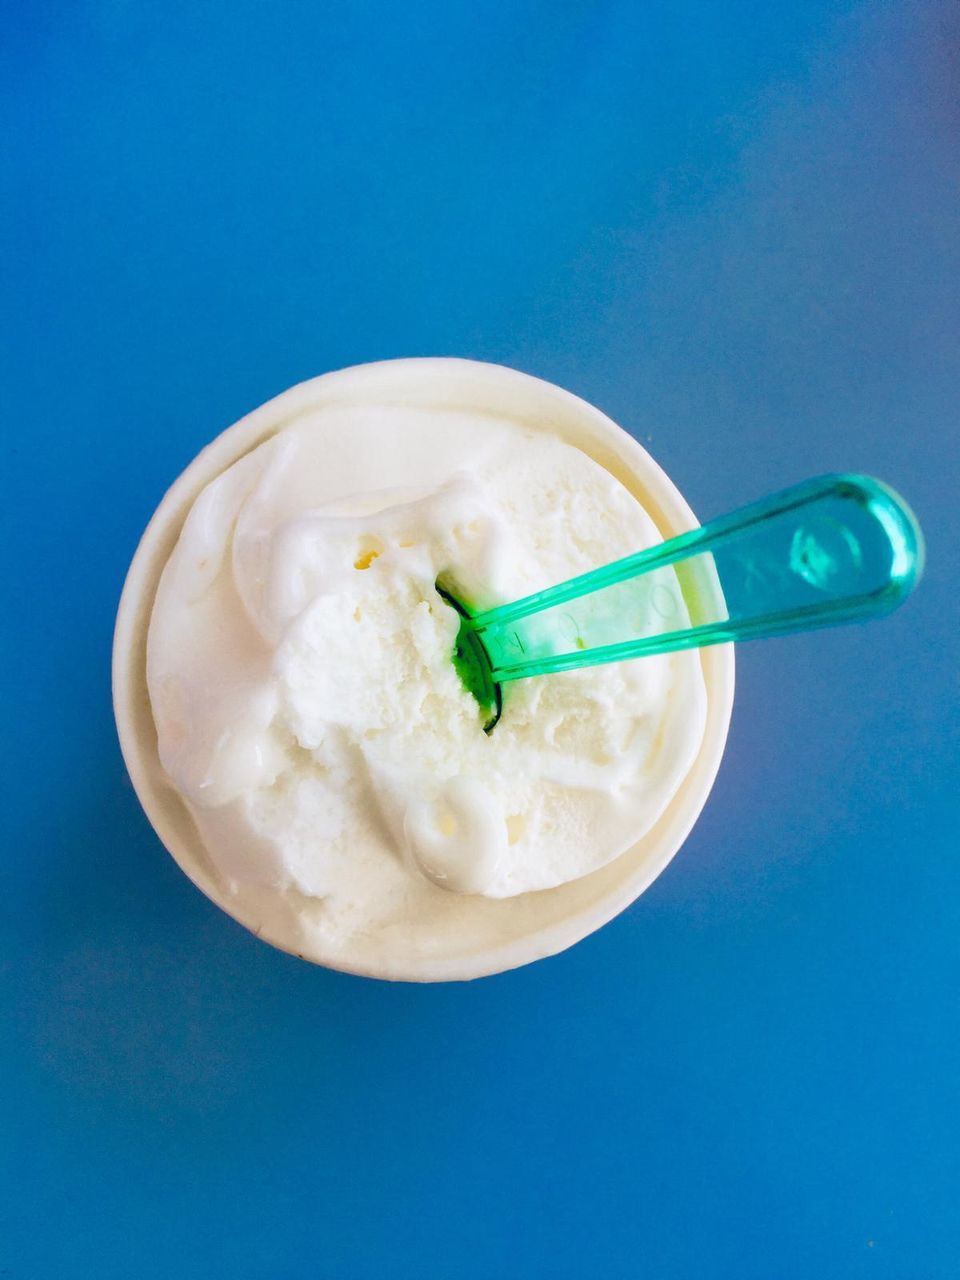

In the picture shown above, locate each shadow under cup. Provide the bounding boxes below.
[112,358,735,981]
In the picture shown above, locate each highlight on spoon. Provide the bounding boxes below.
[439,474,923,730]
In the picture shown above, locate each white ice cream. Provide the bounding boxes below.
[147,403,707,947]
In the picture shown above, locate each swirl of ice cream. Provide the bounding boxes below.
[146,402,706,944]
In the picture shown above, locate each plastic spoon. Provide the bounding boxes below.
[437,473,924,732]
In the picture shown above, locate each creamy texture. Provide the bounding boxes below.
[147,404,706,947]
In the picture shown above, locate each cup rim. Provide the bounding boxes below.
[113,357,735,981]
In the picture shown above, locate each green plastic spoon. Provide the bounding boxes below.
[438,473,924,732]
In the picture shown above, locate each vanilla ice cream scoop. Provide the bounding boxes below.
[146,400,708,937]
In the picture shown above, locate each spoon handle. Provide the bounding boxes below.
[469,474,924,682]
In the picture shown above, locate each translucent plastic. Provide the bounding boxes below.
[445,474,923,728]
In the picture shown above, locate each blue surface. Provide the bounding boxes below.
[2,2,958,1276]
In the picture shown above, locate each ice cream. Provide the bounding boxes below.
[114,358,734,978]
[146,399,707,951]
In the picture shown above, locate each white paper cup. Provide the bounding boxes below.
[113,359,734,981]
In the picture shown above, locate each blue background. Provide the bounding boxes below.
[2,2,958,1276]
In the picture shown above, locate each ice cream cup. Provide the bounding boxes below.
[113,358,735,981]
